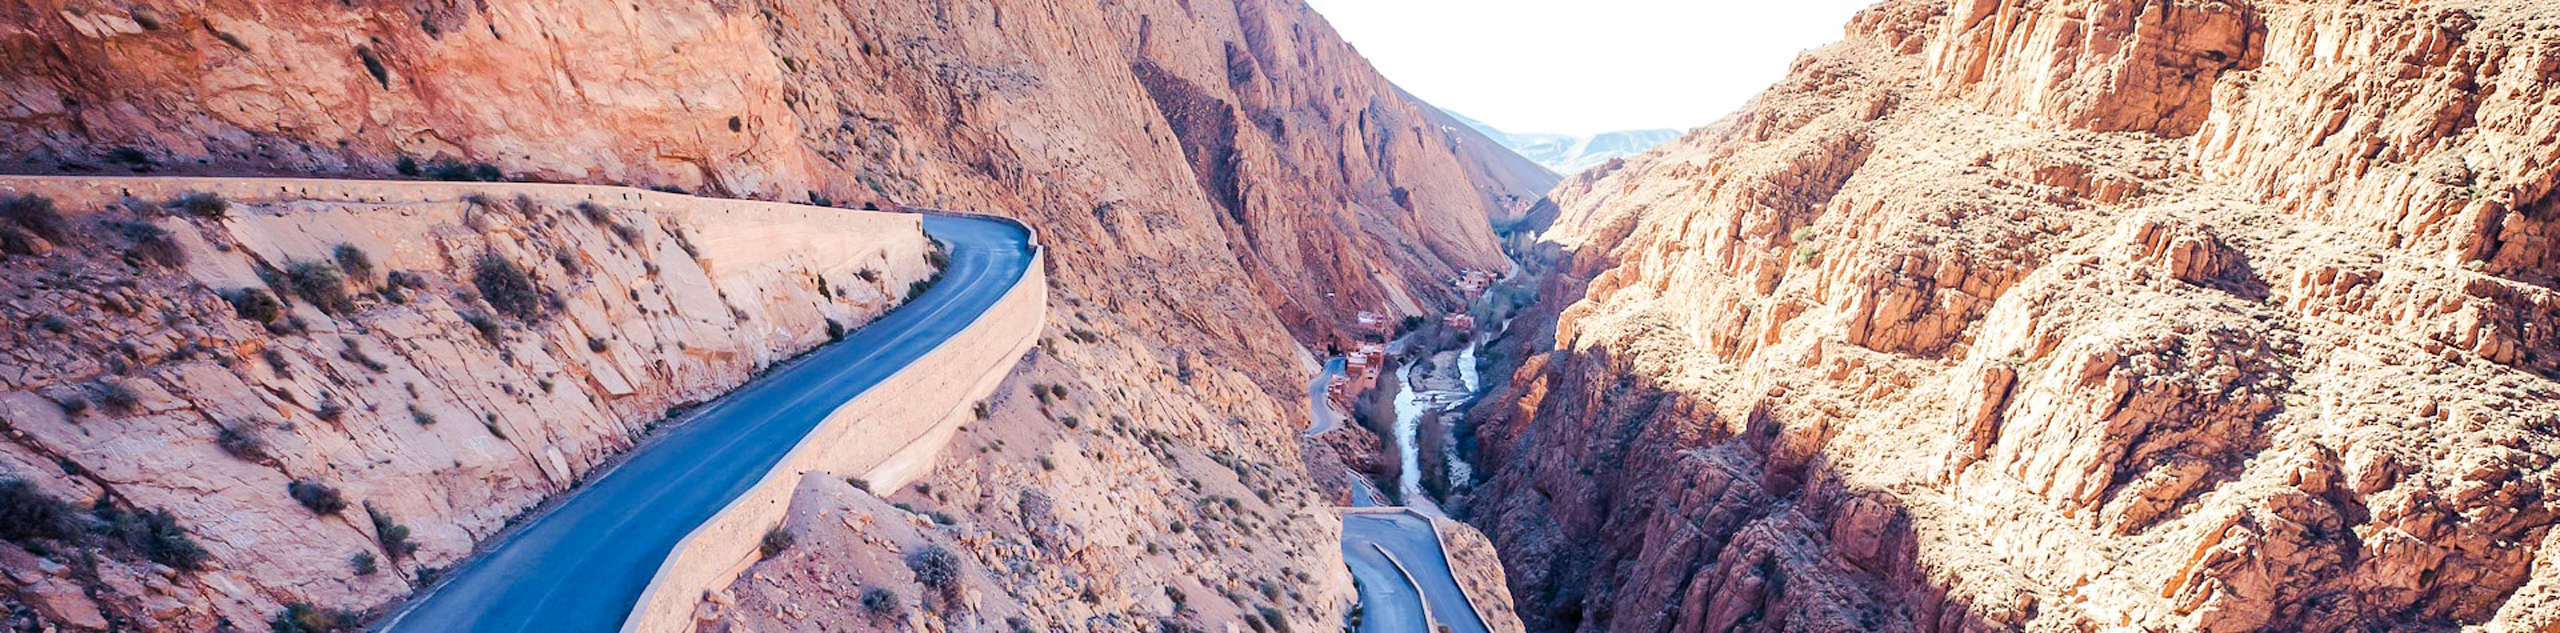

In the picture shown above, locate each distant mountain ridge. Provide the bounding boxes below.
[1445,111,1683,175]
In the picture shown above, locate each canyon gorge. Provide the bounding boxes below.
[1,0,2558,632]
[1464,0,2560,631]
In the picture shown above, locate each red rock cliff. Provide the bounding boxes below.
[1468,1,2560,631]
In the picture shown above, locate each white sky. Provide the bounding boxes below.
[1300,0,1877,136]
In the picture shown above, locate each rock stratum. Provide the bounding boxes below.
[1468,0,2560,631]
[0,0,1543,630]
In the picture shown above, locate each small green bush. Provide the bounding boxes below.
[860,586,899,616]
[587,336,609,353]
[610,222,642,246]
[350,551,378,576]
[3,194,68,243]
[759,526,795,559]
[91,380,141,413]
[461,312,502,345]
[271,602,363,633]
[825,319,846,342]
[907,544,962,596]
[289,479,346,515]
[119,221,185,268]
[366,502,418,560]
[0,479,81,543]
[229,288,283,323]
[101,506,209,570]
[216,423,268,461]
[474,253,545,321]
[332,244,373,282]
[285,261,354,315]
[424,159,500,182]
[408,404,436,426]
[171,192,228,219]
[577,201,609,225]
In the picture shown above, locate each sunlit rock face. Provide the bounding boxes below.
[0,0,1552,629]
[1467,1,2560,631]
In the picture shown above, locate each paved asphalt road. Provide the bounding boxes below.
[376,215,1033,633]
[1305,357,1346,436]
[1342,512,1492,633]
[1343,537,1428,633]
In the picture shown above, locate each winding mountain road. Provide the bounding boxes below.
[1306,357,1347,436]
[377,215,1035,633]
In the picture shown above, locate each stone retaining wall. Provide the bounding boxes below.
[623,218,1045,633]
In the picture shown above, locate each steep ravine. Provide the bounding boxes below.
[1467,0,2560,631]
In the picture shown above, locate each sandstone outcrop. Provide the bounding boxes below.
[1469,1,2560,631]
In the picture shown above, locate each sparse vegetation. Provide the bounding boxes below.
[91,379,141,413]
[289,479,347,515]
[907,544,962,597]
[171,192,229,219]
[119,221,185,268]
[3,194,68,243]
[216,423,269,461]
[99,505,209,570]
[341,337,389,372]
[0,478,81,543]
[825,319,846,342]
[424,159,502,182]
[461,312,503,345]
[611,222,643,246]
[587,336,610,353]
[229,288,284,323]
[285,261,355,315]
[475,253,545,321]
[350,551,378,576]
[1258,606,1292,633]
[860,586,899,616]
[759,526,795,558]
[577,201,610,225]
[270,602,363,633]
[409,403,436,426]
[367,502,419,560]
[333,244,374,282]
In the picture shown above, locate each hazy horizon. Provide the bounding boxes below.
[1302,0,1875,137]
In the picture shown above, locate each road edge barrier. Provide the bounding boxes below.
[1370,541,1441,631]
[1425,517,1502,633]
[621,208,1045,633]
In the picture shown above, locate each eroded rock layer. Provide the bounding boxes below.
[1468,1,2560,631]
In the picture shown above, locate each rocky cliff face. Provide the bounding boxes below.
[1468,1,2560,631]
[0,0,1541,630]
[0,180,935,629]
